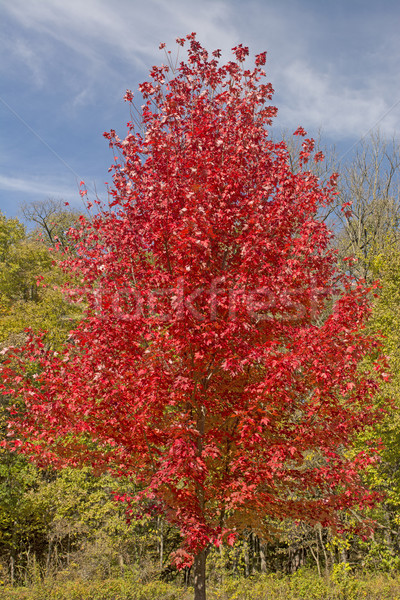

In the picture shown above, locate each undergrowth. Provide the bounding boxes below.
[3,569,400,600]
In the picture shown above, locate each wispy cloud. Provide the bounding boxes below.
[274,59,399,139]
[3,0,399,140]
[0,175,80,203]
[2,0,236,85]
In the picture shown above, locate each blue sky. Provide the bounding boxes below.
[1,0,399,219]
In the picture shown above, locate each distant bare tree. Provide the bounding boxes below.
[20,198,82,249]
[334,132,400,281]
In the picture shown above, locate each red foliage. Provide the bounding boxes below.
[1,34,385,563]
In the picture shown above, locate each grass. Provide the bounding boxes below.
[3,569,400,600]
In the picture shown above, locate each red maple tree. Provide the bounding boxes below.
[2,34,384,600]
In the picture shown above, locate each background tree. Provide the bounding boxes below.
[0,210,82,349]
[1,35,385,600]
[333,133,400,281]
[0,208,84,585]
[21,199,82,250]
[360,249,400,544]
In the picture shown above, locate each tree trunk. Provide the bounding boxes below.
[318,525,329,578]
[158,517,164,569]
[260,543,267,573]
[193,548,207,600]
[193,402,207,600]
[118,553,125,576]
[46,541,53,576]
[10,554,14,586]
[244,541,250,577]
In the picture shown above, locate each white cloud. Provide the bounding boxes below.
[3,0,236,74]
[12,38,46,87]
[0,174,79,201]
[274,59,399,139]
[1,0,399,144]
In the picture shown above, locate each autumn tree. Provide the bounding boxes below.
[1,35,385,600]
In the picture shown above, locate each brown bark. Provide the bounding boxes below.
[193,548,207,600]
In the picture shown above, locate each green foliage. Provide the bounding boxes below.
[1,576,183,600]
[205,571,400,600]
[0,461,181,585]
[359,539,400,573]
[0,214,25,261]
[0,209,83,350]
[4,546,400,599]
[0,238,81,349]
[364,249,400,506]
[0,452,49,566]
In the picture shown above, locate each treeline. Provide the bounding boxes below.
[1,133,400,590]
